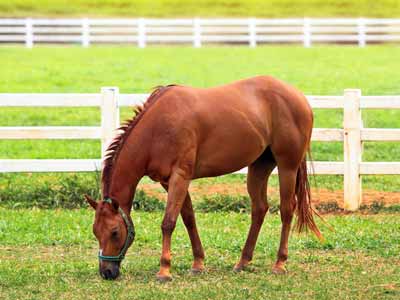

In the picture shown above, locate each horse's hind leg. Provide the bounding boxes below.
[272,139,306,274]
[234,149,276,271]
[272,162,299,274]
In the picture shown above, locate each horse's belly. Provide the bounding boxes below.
[193,127,268,178]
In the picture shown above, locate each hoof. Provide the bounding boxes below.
[272,265,287,275]
[156,273,172,282]
[233,263,249,272]
[191,267,205,275]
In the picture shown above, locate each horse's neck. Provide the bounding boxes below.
[107,139,147,213]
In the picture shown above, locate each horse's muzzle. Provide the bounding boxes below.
[100,261,120,280]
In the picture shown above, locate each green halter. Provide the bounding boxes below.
[98,198,136,262]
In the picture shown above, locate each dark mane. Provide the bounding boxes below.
[102,85,176,198]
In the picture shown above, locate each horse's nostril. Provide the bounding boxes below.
[101,267,119,280]
[102,269,113,280]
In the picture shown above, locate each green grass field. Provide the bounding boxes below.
[0,208,399,299]
[1,45,399,299]
[1,0,399,18]
[0,46,399,203]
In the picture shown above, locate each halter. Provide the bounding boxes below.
[98,198,136,262]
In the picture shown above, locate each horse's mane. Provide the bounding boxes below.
[102,85,176,198]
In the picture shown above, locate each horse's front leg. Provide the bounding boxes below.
[161,184,205,274]
[157,170,190,282]
[181,192,205,273]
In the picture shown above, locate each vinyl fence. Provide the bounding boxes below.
[0,89,399,210]
[1,18,400,47]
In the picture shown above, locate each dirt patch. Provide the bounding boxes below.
[138,182,400,209]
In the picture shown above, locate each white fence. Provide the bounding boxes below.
[1,18,400,48]
[0,88,399,210]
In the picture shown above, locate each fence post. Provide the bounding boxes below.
[343,89,362,211]
[193,18,201,48]
[303,18,311,47]
[248,18,257,48]
[357,18,366,47]
[82,18,90,47]
[25,18,33,48]
[138,18,146,48]
[101,87,120,158]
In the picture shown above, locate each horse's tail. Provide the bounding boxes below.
[294,151,323,240]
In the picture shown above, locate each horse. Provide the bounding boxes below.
[85,75,321,281]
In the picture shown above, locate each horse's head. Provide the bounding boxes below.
[85,195,135,280]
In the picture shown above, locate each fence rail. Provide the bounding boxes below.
[1,18,400,47]
[0,88,399,210]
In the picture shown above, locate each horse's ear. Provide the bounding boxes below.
[111,198,119,211]
[84,194,97,210]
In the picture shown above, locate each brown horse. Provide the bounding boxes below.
[85,75,321,281]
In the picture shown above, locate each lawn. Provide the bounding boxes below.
[0,208,399,299]
[1,3,399,298]
[2,46,400,94]
[0,0,399,18]
[0,46,399,204]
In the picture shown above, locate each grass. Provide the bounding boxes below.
[0,43,398,299]
[0,45,399,199]
[1,0,399,18]
[0,208,399,299]
[3,46,400,94]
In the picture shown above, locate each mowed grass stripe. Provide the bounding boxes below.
[0,209,399,256]
[2,46,400,94]
[1,248,399,300]
[1,0,399,18]
[0,209,399,299]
